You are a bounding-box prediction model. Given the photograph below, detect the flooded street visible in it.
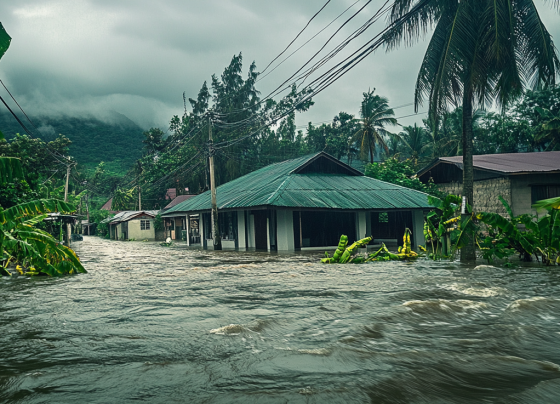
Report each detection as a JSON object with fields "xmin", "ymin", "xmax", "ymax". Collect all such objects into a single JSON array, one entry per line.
[{"xmin": 2, "ymin": 237, "xmax": 560, "ymax": 403}]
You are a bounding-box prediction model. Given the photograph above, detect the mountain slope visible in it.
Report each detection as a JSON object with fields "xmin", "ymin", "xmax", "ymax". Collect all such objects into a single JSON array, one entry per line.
[{"xmin": 0, "ymin": 110, "xmax": 146, "ymax": 173}]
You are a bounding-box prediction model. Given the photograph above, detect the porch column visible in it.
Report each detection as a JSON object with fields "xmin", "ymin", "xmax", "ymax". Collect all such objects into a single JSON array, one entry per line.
[
  {"xmin": 237, "ymin": 210, "xmax": 246, "ymax": 250},
  {"xmin": 247, "ymin": 214, "xmax": 255, "ymax": 248},
  {"xmin": 412, "ymin": 210, "xmax": 425, "ymax": 249},
  {"xmin": 185, "ymin": 215, "xmax": 190, "ymax": 246},
  {"xmin": 200, "ymin": 214, "xmax": 205, "ymax": 249},
  {"xmin": 357, "ymin": 211, "xmax": 367, "ymax": 240},
  {"xmin": 276, "ymin": 209, "xmax": 294, "ymax": 251}
]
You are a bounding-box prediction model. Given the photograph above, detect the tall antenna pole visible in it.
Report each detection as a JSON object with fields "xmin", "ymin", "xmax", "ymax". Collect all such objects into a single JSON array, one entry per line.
[{"xmin": 208, "ymin": 115, "xmax": 222, "ymax": 250}]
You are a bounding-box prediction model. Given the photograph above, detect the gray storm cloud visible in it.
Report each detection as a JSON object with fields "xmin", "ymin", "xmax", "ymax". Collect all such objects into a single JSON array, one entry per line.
[{"xmin": 0, "ymin": 0, "xmax": 558, "ymax": 130}]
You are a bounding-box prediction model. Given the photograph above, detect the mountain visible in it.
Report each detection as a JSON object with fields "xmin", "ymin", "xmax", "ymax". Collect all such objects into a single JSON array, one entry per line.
[{"xmin": 0, "ymin": 110, "xmax": 146, "ymax": 173}]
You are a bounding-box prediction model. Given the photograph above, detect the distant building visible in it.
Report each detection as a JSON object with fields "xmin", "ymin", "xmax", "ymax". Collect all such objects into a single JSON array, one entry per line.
[
  {"xmin": 163, "ymin": 152, "xmax": 431, "ymax": 251},
  {"xmin": 418, "ymin": 151, "xmax": 560, "ymax": 216},
  {"xmin": 100, "ymin": 198, "xmax": 118, "ymax": 214},
  {"xmin": 101, "ymin": 210, "xmax": 159, "ymax": 241}
]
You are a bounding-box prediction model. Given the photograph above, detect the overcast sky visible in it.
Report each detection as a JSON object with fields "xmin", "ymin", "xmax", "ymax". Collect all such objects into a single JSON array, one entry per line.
[{"xmin": 0, "ymin": 0, "xmax": 559, "ymax": 131}]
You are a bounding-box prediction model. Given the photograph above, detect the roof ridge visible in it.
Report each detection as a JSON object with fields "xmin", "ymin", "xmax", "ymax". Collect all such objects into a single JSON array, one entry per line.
[{"xmin": 265, "ymin": 175, "xmax": 293, "ymax": 205}]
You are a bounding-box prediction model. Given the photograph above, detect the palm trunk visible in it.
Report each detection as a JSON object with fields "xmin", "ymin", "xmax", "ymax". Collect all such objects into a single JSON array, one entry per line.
[{"xmin": 461, "ymin": 85, "xmax": 476, "ymax": 262}]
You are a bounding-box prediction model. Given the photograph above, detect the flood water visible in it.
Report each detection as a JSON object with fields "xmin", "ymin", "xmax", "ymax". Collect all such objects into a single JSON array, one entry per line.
[{"xmin": 2, "ymin": 237, "xmax": 560, "ymax": 403}]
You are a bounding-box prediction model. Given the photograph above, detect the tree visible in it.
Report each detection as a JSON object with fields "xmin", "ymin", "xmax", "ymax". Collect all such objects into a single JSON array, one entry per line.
[
  {"xmin": 365, "ymin": 157, "xmax": 443, "ymax": 198},
  {"xmin": 385, "ymin": 0, "xmax": 560, "ymax": 261},
  {"xmin": 351, "ymin": 89, "xmax": 398, "ymax": 163},
  {"xmin": 399, "ymin": 123, "xmax": 427, "ymax": 164},
  {"xmin": 535, "ymin": 107, "xmax": 560, "ymax": 150}
]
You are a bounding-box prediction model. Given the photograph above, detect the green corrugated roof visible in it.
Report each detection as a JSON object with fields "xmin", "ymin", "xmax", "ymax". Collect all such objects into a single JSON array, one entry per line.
[{"xmin": 163, "ymin": 152, "xmax": 431, "ymax": 215}]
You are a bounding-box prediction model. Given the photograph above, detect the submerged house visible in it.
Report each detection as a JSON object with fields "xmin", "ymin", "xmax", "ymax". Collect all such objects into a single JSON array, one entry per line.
[
  {"xmin": 418, "ymin": 151, "xmax": 560, "ymax": 216},
  {"xmin": 163, "ymin": 152, "xmax": 431, "ymax": 251},
  {"xmin": 102, "ymin": 210, "xmax": 159, "ymax": 241},
  {"xmin": 162, "ymin": 194, "xmax": 196, "ymax": 241}
]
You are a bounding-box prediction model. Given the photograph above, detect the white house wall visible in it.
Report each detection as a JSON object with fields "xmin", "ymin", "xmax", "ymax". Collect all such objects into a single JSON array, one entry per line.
[
  {"xmin": 357, "ymin": 211, "xmax": 367, "ymax": 240},
  {"xmin": 276, "ymin": 209, "xmax": 294, "ymax": 251},
  {"xmin": 237, "ymin": 211, "xmax": 246, "ymax": 249},
  {"xmin": 127, "ymin": 219, "xmax": 156, "ymax": 241},
  {"xmin": 412, "ymin": 210, "xmax": 425, "ymax": 249}
]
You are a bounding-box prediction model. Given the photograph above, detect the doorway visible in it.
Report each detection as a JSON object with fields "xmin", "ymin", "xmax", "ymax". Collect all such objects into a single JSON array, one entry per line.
[{"xmin": 253, "ymin": 211, "xmax": 268, "ymax": 250}]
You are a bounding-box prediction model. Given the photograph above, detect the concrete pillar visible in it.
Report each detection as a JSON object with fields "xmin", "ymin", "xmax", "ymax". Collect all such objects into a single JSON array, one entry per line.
[
  {"xmin": 185, "ymin": 215, "xmax": 190, "ymax": 246},
  {"xmin": 266, "ymin": 218, "xmax": 271, "ymax": 251},
  {"xmin": 412, "ymin": 210, "xmax": 425, "ymax": 249},
  {"xmin": 248, "ymin": 214, "xmax": 255, "ymax": 249},
  {"xmin": 237, "ymin": 210, "xmax": 246, "ymax": 250},
  {"xmin": 366, "ymin": 212, "xmax": 372, "ymax": 237},
  {"xmin": 357, "ymin": 211, "xmax": 367, "ymax": 240},
  {"xmin": 276, "ymin": 209, "xmax": 294, "ymax": 251},
  {"xmin": 200, "ymin": 214, "xmax": 205, "ymax": 249}
]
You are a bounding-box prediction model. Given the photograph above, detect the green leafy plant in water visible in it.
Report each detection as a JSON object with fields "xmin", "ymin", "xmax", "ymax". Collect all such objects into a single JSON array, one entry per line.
[
  {"xmin": 424, "ymin": 194, "xmax": 463, "ymax": 259},
  {"xmin": 321, "ymin": 230, "xmax": 422, "ymax": 264},
  {"xmin": 0, "ymin": 193, "xmax": 87, "ymax": 276},
  {"xmin": 477, "ymin": 196, "xmax": 560, "ymax": 265}
]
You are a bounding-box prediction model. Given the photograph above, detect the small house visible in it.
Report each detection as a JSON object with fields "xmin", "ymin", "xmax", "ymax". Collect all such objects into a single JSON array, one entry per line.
[
  {"xmin": 162, "ymin": 194, "xmax": 196, "ymax": 241},
  {"xmin": 418, "ymin": 151, "xmax": 560, "ymax": 216},
  {"xmin": 162, "ymin": 152, "xmax": 432, "ymax": 251},
  {"xmin": 103, "ymin": 210, "xmax": 159, "ymax": 241}
]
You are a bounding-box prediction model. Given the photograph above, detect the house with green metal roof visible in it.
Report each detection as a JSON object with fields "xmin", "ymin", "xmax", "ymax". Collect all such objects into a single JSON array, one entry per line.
[{"xmin": 163, "ymin": 152, "xmax": 431, "ymax": 251}]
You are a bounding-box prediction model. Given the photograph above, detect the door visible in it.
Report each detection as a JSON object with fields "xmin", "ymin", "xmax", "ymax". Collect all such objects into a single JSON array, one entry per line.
[{"xmin": 253, "ymin": 211, "xmax": 268, "ymax": 250}]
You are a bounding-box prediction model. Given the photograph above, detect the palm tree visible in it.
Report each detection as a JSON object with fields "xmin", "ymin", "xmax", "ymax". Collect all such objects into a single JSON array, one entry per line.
[
  {"xmin": 351, "ymin": 89, "xmax": 398, "ymax": 163},
  {"xmin": 400, "ymin": 124, "xmax": 427, "ymax": 164},
  {"xmin": 385, "ymin": 0, "xmax": 560, "ymax": 261},
  {"xmin": 535, "ymin": 107, "xmax": 560, "ymax": 150}
]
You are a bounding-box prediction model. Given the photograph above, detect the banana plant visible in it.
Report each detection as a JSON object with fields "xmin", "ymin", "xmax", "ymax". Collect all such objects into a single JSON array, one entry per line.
[
  {"xmin": 1, "ymin": 199, "xmax": 87, "ymax": 276},
  {"xmin": 425, "ymin": 194, "xmax": 462, "ymax": 259},
  {"xmin": 477, "ymin": 196, "xmax": 560, "ymax": 265},
  {"xmin": 1, "ymin": 157, "xmax": 87, "ymax": 276},
  {"xmin": 477, "ymin": 196, "xmax": 536, "ymax": 261}
]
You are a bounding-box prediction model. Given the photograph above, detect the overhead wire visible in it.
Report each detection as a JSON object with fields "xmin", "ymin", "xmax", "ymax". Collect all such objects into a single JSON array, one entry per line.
[
  {"xmin": 259, "ymin": 0, "xmax": 332, "ymax": 75},
  {"xmin": 0, "ymin": 80, "xmax": 71, "ymax": 166}
]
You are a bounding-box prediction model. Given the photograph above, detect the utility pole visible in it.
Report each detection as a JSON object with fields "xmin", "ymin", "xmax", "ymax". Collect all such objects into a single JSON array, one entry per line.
[
  {"xmin": 208, "ymin": 116, "xmax": 222, "ymax": 250},
  {"xmin": 86, "ymin": 190, "xmax": 90, "ymax": 236},
  {"xmin": 138, "ymin": 161, "xmax": 142, "ymax": 211},
  {"xmin": 64, "ymin": 161, "xmax": 72, "ymax": 246}
]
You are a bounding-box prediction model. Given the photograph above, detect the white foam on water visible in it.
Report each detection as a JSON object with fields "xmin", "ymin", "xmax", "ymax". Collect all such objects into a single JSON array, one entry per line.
[
  {"xmin": 440, "ymin": 283, "xmax": 507, "ymax": 297},
  {"xmin": 209, "ymin": 324, "xmax": 246, "ymax": 335},
  {"xmin": 507, "ymin": 297, "xmax": 558, "ymax": 311},
  {"xmin": 403, "ymin": 299, "xmax": 488, "ymax": 314}
]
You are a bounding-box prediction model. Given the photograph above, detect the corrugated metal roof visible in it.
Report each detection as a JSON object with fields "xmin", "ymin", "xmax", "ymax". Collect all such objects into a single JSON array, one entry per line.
[
  {"xmin": 164, "ymin": 152, "xmax": 431, "ymax": 215},
  {"xmin": 438, "ymin": 151, "xmax": 560, "ymax": 174},
  {"xmin": 105, "ymin": 210, "xmax": 159, "ymax": 224},
  {"xmin": 164, "ymin": 194, "xmax": 196, "ymax": 210}
]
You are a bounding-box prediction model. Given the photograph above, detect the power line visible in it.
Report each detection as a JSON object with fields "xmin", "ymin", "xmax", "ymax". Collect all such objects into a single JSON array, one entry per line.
[{"xmin": 260, "ymin": 0, "xmax": 332, "ymax": 75}]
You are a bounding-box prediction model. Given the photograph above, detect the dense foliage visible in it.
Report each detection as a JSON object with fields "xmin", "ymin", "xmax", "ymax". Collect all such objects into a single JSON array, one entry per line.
[
  {"xmin": 0, "ymin": 157, "xmax": 86, "ymax": 277},
  {"xmin": 365, "ymin": 158, "xmax": 443, "ymax": 197}
]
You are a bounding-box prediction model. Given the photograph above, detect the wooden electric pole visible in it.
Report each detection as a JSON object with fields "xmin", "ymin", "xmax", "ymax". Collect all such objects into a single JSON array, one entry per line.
[
  {"xmin": 208, "ymin": 116, "xmax": 222, "ymax": 250},
  {"xmin": 86, "ymin": 191, "xmax": 90, "ymax": 236},
  {"xmin": 138, "ymin": 161, "xmax": 142, "ymax": 211},
  {"xmin": 64, "ymin": 162, "xmax": 72, "ymax": 246}
]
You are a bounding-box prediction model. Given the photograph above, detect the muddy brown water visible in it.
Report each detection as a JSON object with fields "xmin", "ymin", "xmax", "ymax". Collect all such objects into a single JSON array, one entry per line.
[{"xmin": 2, "ymin": 237, "xmax": 560, "ymax": 403}]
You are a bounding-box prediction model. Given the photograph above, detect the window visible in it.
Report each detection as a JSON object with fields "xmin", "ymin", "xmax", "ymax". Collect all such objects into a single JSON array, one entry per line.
[
  {"xmin": 531, "ymin": 185, "xmax": 560, "ymax": 204},
  {"xmin": 140, "ymin": 220, "xmax": 151, "ymax": 230},
  {"xmin": 218, "ymin": 212, "xmax": 237, "ymax": 240}
]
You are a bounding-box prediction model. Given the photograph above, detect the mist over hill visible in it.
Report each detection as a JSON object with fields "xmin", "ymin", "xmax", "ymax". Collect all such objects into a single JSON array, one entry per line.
[{"xmin": 0, "ymin": 110, "xmax": 147, "ymax": 173}]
